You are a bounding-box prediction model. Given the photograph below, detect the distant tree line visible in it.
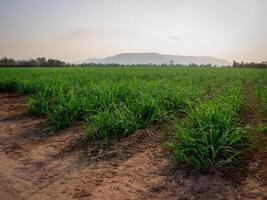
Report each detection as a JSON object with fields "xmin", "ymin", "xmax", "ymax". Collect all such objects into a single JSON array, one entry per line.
[
  {"xmin": 233, "ymin": 60, "xmax": 267, "ymax": 69},
  {"xmin": 0, "ymin": 57, "xmax": 67, "ymax": 67},
  {"xmin": 4, "ymin": 56, "xmax": 266, "ymax": 68}
]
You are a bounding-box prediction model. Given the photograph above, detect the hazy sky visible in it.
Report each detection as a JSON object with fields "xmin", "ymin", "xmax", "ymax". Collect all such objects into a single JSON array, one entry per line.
[{"xmin": 0, "ymin": 0, "xmax": 266, "ymax": 62}]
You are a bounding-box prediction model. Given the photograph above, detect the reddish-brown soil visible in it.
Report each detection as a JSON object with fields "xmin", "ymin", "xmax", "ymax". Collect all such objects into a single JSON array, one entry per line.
[
  {"xmin": 0, "ymin": 92, "xmax": 266, "ymax": 200},
  {"xmin": 241, "ymin": 82, "xmax": 267, "ymax": 187}
]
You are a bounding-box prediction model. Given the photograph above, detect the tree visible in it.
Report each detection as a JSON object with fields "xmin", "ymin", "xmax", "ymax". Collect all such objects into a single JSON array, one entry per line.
[{"xmin": 0, "ymin": 57, "xmax": 16, "ymax": 66}]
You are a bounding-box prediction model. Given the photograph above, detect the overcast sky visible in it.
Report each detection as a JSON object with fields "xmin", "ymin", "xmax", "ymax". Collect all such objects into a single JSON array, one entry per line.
[{"xmin": 0, "ymin": 0, "xmax": 266, "ymax": 62}]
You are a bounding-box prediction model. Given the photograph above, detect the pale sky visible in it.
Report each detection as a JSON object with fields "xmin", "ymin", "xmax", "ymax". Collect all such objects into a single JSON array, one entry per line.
[{"xmin": 0, "ymin": 0, "xmax": 266, "ymax": 62}]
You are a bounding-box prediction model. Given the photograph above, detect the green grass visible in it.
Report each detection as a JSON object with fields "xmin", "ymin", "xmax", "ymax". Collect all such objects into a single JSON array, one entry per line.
[
  {"xmin": 254, "ymin": 72, "xmax": 267, "ymax": 132},
  {"xmin": 0, "ymin": 66, "xmax": 266, "ymax": 171},
  {"xmin": 0, "ymin": 67, "xmax": 209, "ymax": 136},
  {"xmin": 255, "ymin": 80, "xmax": 267, "ymax": 112},
  {"xmin": 170, "ymin": 83, "xmax": 248, "ymax": 171}
]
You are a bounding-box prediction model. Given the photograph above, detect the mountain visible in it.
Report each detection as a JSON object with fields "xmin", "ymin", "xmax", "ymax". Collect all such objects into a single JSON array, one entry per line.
[{"xmin": 83, "ymin": 52, "xmax": 230, "ymax": 66}]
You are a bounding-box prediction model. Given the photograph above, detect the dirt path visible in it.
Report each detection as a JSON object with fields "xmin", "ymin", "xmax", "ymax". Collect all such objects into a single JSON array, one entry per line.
[
  {"xmin": 0, "ymin": 92, "xmax": 266, "ymax": 200},
  {"xmin": 241, "ymin": 82, "xmax": 267, "ymax": 189}
]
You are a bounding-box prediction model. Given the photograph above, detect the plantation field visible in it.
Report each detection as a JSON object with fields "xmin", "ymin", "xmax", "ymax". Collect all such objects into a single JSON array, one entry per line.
[
  {"xmin": 0, "ymin": 67, "xmax": 267, "ymax": 167},
  {"xmin": 0, "ymin": 66, "xmax": 266, "ymax": 199}
]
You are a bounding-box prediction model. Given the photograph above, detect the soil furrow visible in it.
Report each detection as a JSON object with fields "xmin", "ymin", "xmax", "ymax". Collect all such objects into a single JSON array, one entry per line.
[{"xmin": 0, "ymin": 92, "xmax": 266, "ymax": 199}]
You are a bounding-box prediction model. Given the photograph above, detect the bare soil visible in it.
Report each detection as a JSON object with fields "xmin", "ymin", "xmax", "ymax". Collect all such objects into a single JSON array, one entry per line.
[
  {"xmin": 0, "ymin": 92, "xmax": 266, "ymax": 200},
  {"xmin": 240, "ymin": 82, "xmax": 267, "ymax": 187}
]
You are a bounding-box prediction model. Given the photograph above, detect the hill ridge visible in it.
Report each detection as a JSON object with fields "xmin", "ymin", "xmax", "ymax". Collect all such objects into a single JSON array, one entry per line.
[{"xmin": 83, "ymin": 52, "xmax": 230, "ymax": 66}]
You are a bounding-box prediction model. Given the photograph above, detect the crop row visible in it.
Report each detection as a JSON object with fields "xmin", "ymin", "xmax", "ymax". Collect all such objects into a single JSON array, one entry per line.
[
  {"xmin": 1, "ymin": 67, "xmax": 266, "ymax": 171},
  {"xmin": 170, "ymin": 82, "xmax": 247, "ymax": 171},
  {"xmin": 0, "ymin": 67, "xmax": 233, "ymax": 139}
]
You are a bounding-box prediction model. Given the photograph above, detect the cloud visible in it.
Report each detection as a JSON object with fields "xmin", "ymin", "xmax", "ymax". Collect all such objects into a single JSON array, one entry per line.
[
  {"xmin": 168, "ymin": 36, "xmax": 181, "ymax": 40},
  {"xmin": 57, "ymin": 28, "xmax": 92, "ymax": 40},
  {"xmin": 56, "ymin": 27, "xmax": 136, "ymax": 41}
]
